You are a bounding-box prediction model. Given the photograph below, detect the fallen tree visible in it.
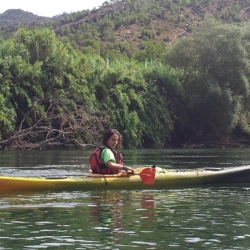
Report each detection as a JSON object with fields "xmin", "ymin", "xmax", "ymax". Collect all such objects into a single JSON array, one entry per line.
[{"xmin": 0, "ymin": 99, "xmax": 108, "ymax": 150}]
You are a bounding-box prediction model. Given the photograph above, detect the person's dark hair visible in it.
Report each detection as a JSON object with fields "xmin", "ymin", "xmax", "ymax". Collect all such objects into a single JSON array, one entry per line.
[{"xmin": 102, "ymin": 129, "xmax": 122, "ymax": 148}]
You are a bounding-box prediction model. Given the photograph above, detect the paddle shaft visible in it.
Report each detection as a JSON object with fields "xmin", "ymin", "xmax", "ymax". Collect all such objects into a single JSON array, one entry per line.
[{"xmin": 88, "ymin": 166, "xmax": 156, "ymax": 185}]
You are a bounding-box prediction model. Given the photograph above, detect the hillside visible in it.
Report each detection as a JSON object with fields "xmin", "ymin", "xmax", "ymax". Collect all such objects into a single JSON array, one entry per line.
[
  {"xmin": 56, "ymin": 0, "xmax": 250, "ymax": 44},
  {"xmin": 0, "ymin": 9, "xmax": 51, "ymax": 26},
  {"xmin": 1, "ymin": 0, "xmax": 250, "ymax": 56}
]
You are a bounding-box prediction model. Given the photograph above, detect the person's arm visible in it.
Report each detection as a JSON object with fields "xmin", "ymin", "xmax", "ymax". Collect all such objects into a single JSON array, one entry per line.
[
  {"xmin": 102, "ymin": 148, "xmax": 133, "ymax": 172},
  {"xmin": 106, "ymin": 161, "xmax": 133, "ymax": 172}
]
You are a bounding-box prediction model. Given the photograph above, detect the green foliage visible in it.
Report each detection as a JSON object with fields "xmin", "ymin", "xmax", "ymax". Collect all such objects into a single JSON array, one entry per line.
[
  {"xmin": 0, "ymin": 28, "xmax": 96, "ymax": 137},
  {"xmin": 93, "ymin": 59, "xmax": 147, "ymax": 147},
  {"xmin": 89, "ymin": 58, "xmax": 182, "ymax": 147},
  {"xmin": 164, "ymin": 18, "xmax": 250, "ymax": 142},
  {"xmin": 3, "ymin": 9, "xmax": 250, "ymax": 147},
  {"xmin": 141, "ymin": 61, "xmax": 184, "ymax": 147},
  {"xmin": 133, "ymin": 40, "xmax": 166, "ymax": 62},
  {"xmin": 77, "ymin": 55, "xmax": 181, "ymax": 148},
  {"xmin": 0, "ymin": 88, "xmax": 16, "ymax": 139},
  {"xmin": 185, "ymin": 83, "xmax": 242, "ymax": 140}
]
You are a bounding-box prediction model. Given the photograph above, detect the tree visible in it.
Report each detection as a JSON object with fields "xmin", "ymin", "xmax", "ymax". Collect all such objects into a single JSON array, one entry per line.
[
  {"xmin": 133, "ymin": 40, "xmax": 166, "ymax": 62},
  {"xmin": 0, "ymin": 28, "xmax": 108, "ymax": 149},
  {"xmin": 164, "ymin": 18, "xmax": 250, "ymax": 141}
]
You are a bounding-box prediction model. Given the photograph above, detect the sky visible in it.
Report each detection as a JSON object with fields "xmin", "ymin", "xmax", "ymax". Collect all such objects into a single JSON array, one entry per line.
[{"xmin": 0, "ymin": 0, "xmax": 107, "ymax": 17}]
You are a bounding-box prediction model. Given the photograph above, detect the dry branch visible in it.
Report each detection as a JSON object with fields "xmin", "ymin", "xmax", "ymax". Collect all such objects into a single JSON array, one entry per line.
[{"xmin": 0, "ymin": 100, "xmax": 107, "ymax": 150}]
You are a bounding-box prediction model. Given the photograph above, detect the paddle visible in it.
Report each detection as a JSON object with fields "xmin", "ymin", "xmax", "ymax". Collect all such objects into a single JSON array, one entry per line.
[
  {"xmin": 89, "ymin": 165, "xmax": 156, "ymax": 185},
  {"xmin": 136, "ymin": 165, "xmax": 156, "ymax": 185}
]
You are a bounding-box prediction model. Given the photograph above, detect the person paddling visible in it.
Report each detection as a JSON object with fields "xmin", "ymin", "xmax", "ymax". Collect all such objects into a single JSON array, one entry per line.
[{"xmin": 89, "ymin": 129, "xmax": 134, "ymax": 174}]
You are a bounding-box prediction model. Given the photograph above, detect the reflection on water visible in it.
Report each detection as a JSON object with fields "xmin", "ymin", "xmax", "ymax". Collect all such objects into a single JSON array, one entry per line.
[
  {"xmin": 0, "ymin": 188, "xmax": 250, "ymax": 249},
  {"xmin": 1, "ymin": 148, "xmax": 250, "ymax": 173},
  {"xmin": 1, "ymin": 148, "xmax": 250, "ymax": 249}
]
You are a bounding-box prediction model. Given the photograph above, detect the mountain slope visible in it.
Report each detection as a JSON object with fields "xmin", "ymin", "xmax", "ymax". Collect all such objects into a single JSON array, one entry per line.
[
  {"xmin": 1, "ymin": 0, "xmax": 250, "ymax": 54},
  {"xmin": 0, "ymin": 9, "xmax": 51, "ymax": 26}
]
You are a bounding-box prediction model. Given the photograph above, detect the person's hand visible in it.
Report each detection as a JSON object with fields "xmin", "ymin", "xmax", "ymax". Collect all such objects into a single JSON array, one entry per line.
[{"xmin": 124, "ymin": 166, "xmax": 134, "ymax": 174}]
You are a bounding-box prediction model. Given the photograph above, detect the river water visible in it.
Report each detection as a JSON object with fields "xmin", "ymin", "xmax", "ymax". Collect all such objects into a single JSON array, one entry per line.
[{"xmin": 0, "ymin": 148, "xmax": 250, "ymax": 249}]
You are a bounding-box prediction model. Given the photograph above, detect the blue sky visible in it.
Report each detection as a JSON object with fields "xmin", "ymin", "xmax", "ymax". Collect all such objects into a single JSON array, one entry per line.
[{"xmin": 0, "ymin": 0, "xmax": 107, "ymax": 17}]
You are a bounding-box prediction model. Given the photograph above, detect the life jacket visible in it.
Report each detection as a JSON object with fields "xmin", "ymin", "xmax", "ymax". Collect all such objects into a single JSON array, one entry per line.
[{"xmin": 89, "ymin": 146, "xmax": 124, "ymax": 174}]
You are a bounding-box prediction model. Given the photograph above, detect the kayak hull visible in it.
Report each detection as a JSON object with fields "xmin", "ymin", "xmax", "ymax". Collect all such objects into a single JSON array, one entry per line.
[{"xmin": 1, "ymin": 166, "xmax": 250, "ymax": 193}]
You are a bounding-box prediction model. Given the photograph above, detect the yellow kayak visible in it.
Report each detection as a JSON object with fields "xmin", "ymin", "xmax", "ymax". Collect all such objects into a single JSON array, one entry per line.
[{"xmin": 0, "ymin": 166, "xmax": 250, "ymax": 193}]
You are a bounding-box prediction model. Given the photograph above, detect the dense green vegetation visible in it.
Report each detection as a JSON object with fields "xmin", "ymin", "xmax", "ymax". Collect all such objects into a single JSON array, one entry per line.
[
  {"xmin": 0, "ymin": 27, "xmax": 182, "ymax": 149},
  {"xmin": 2, "ymin": 17, "xmax": 250, "ymax": 149},
  {"xmin": 1, "ymin": 0, "xmax": 250, "ymax": 149},
  {"xmin": 165, "ymin": 17, "xmax": 250, "ymax": 144}
]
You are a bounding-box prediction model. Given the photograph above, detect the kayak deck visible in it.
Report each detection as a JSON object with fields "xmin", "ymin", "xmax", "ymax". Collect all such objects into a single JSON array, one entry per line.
[
  {"xmin": 1, "ymin": 166, "xmax": 250, "ymax": 193},
  {"xmin": 154, "ymin": 165, "xmax": 250, "ymax": 187},
  {"xmin": 0, "ymin": 168, "xmax": 147, "ymax": 192}
]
